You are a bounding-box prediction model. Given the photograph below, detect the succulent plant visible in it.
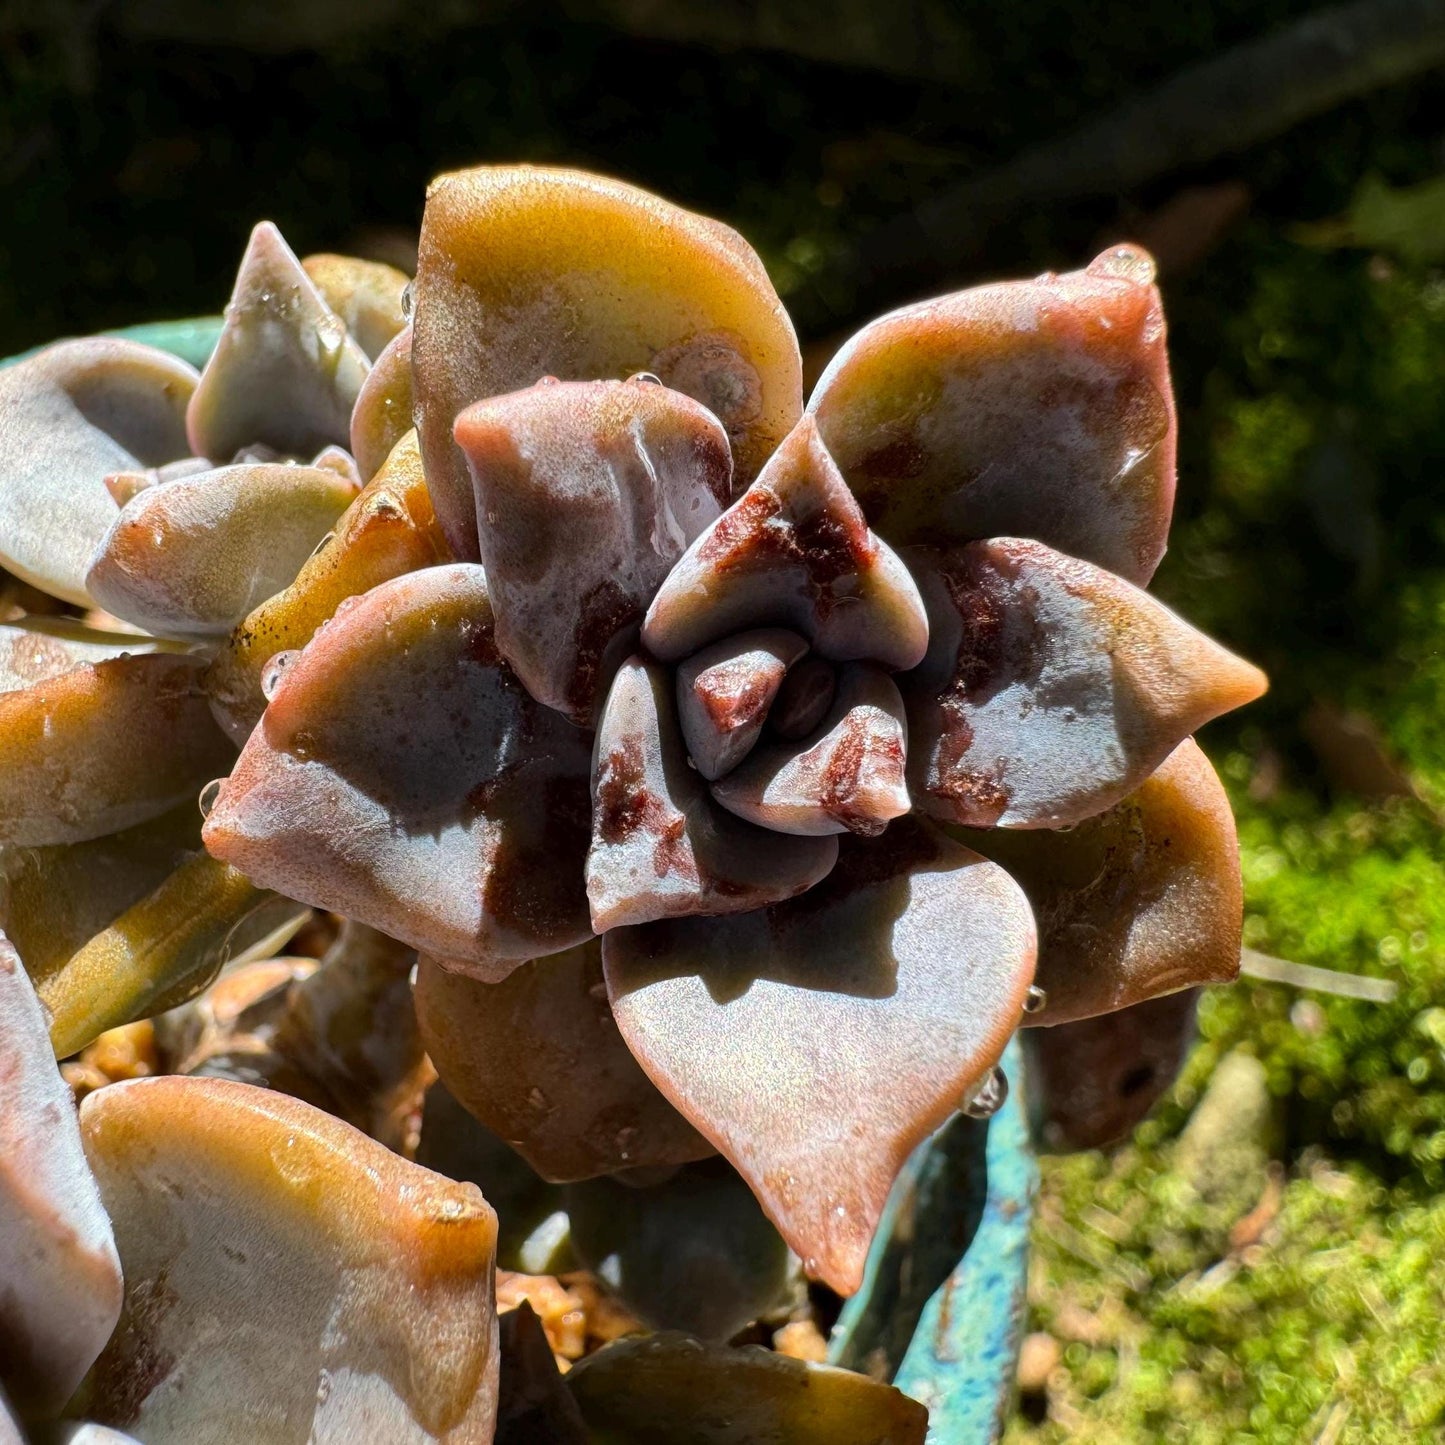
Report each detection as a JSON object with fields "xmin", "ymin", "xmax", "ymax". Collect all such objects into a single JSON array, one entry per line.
[{"xmin": 0, "ymin": 164, "xmax": 1264, "ymax": 1440}]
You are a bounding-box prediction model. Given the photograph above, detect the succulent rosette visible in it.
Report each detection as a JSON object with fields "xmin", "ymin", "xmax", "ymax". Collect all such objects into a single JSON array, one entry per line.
[{"xmin": 0, "ymin": 163, "xmax": 1264, "ymax": 1439}]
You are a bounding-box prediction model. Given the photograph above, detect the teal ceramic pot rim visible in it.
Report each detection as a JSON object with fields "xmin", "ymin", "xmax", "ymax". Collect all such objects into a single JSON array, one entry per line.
[
  {"xmin": 3, "ymin": 318, "xmax": 1034, "ymax": 1443},
  {"xmin": 1, "ymin": 317, "xmax": 224, "ymax": 372}
]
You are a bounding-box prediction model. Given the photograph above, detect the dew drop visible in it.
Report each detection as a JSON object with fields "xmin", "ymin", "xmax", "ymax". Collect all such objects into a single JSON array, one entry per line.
[
  {"xmin": 400, "ymin": 280, "xmax": 415, "ymax": 320},
  {"xmin": 315, "ymin": 314, "xmax": 346, "ymax": 356},
  {"xmin": 1023, "ymin": 984, "xmax": 1048, "ymax": 1014},
  {"xmin": 260, "ymin": 650, "xmax": 300, "ymax": 701},
  {"xmin": 197, "ymin": 778, "xmax": 224, "ymax": 819},
  {"xmin": 1089, "ymin": 243, "xmax": 1157, "ymax": 285},
  {"xmin": 628, "ymin": 371, "xmax": 663, "ymax": 386},
  {"xmin": 535, "ymin": 374, "xmax": 560, "ymax": 387},
  {"xmin": 963, "ymin": 1066, "xmax": 1009, "ymax": 1119}
]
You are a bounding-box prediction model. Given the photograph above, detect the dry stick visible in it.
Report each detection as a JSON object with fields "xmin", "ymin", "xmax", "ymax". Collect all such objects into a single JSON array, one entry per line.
[
  {"xmin": 1239, "ymin": 948, "xmax": 1399, "ymax": 1003},
  {"xmin": 840, "ymin": 0, "xmax": 1445, "ymax": 312}
]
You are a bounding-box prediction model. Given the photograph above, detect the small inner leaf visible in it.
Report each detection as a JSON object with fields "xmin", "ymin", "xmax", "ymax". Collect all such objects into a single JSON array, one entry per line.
[
  {"xmin": 643, "ymin": 415, "xmax": 928, "ymax": 670},
  {"xmin": 587, "ymin": 655, "xmax": 839, "ymax": 931},
  {"xmin": 711, "ymin": 662, "xmax": 909, "ymax": 836}
]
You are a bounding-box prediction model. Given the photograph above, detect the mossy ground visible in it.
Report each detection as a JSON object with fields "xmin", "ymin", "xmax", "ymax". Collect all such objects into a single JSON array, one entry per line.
[{"xmin": 4, "ymin": 10, "xmax": 1445, "ymax": 1439}]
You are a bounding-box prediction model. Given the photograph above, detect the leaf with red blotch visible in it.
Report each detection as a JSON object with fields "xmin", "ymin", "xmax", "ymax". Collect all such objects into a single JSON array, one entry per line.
[
  {"xmin": 412, "ymin": 165, "xmax": 803, "ymax": 558},
  {"xmin": 643, "ymin": 416, "xmax": 927, "ymax": 671},
  {"xmin": 904, "ymin": 539, "xmax": 1266, "ymax": 829},
  {"xmin": 454, "ymin": 378, "xmax": 733, "ymax": 725},
  {"xmin": 602, "ymin": 817, "xmax": 1036, "ymax": 1295},
  {"xmin": 711, "ymin": 663, "xmax": 909, "ymax": 837},
  {"xmin": 949, "ymin": 738, "xmax": 1242, "ymax": 1024},
  {"xmin": 415, "ymin": 941, "xmax": 714, "ymax": 1183},
  {"xmin": 810, "ymin": 246, "xmax": 1176, "ymax": 585},
  {"xmin": 586, "ymin": 656, "xmax": 838, "ymax": 932},
  {"xmin": 203, "ymin": 564, "xmax": 593, "ymax": 975}
]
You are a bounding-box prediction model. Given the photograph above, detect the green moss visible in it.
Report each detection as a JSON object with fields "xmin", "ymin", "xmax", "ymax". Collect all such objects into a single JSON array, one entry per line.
[{"xmin": 1010, "ymin": 219, "xmax": 1445, "ymax": 1440}]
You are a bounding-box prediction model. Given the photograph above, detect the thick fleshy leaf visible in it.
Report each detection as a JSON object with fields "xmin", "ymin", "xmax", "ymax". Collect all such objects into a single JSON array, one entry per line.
[
  {"xmin": 905, "ymin": 538, "xmax": 1267, "ymax": 829},
  {"xmin": 642, "ymin": 416, "xmax": 927, "ymax": 670},
  {"xmin": 454, "ymin": 378, "xmax": 732, "ymax": 723},
  {"xmin": 415, "ymin": 1082, "xmax": 566, "ymax": 1271},
  {"xmin": 0, "ymin": 934, "xmax": 122, "ymax": 1419},
  {"xmin": 1026, "ymin": 988, "xmax": 1200, "ymax": 1150},
  {"xmin": 413, "ymin": 164, "xmax": 803, "ymax": 556},
  {"xmin": 0, "ymin": 653, "xmax": 235, "ymax": 846},
  {"xmin": 417, "ymin": 942, "xmax": 711, "ymax": 1182},
  {"xmin": 495, "ymin": 1304, "xmax": 588, "ymax": 1445},
  {"xmin": 566, "ymin": 1334, "xmax": 928, "ymax": 1444},
  {"xmin": 0, "ymin": 617, "xmax": 175, "ymax": 694},
  {"xmin": 602, "ymin": 818, "xmax": 1036, "ymax": 1294},
  {"xmin": 79, "ymin": 1077, "xmax": 499, "ymax": 1443},
  {"xmin": 587, "ymin": 656, "xmax": 838, "ymax": 931},
  {"xmin": 0, "ymin": 339, "xmax": 196, "ymax": 604},
  {"xmin": 349, "ymin": 322, "xmax": 413, "ymax": 482},
  {"xmin": 41, "ymin": 852, "xmax": 306, "ymax": 1058},
  {"xmin": 711, "ymin": 663, "xmax": 908, "ymax": 836},
  {"xmin": 676, "ymin": 628, "xmax": 807, "ymax": 780},
  {"xmin": 0, "ymin": 801, "xmax": 200, "ymax": 985},
  {"xmin": 564, "ymin": 1158, "xmax": 793, "ymax": 1340},
  {"xmin": 205, "ymin": 429, "xmax": 449, "ymax": 744},
  {"xmin": 949, "ymin": 738, "xmax": 1242, "ymax": 1024},
  {"xmin": 87, "ymin": 463, "xmax": 359, "ymax": 638},
  {"xmin": 301, "ymin": 252, "xmax": 410, "ymax": 360},
  {"xmin": 204, "ymin": 564, "xmax": 593, "ymax": 971},
  {"xmin": 186, "ymin": 222, "xmax": 371, "ymax": 461},
  {"xmin": 809, "ymin": 246, "xmax": 1176, "ymax": 583}
]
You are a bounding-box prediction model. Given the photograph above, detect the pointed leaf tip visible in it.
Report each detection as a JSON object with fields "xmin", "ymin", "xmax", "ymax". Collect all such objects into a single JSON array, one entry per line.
[
  {"xmin": 187, "ymin": 221, "xmax": 370, "ymax": 461},
  {"xmin": 906, "ymin": 538, "xmax": 1266, "ymax": 829},
  {"xmin": 603, "ymin": 817, "xmax": 1036, "ymax": 1295},
  {"xmin": 643, "ymin": 415, "xmax": 928, "ymax": 670},
  {"xmin": 810, "ymin": 247, "xmax": 1176, "ymax": 582}
]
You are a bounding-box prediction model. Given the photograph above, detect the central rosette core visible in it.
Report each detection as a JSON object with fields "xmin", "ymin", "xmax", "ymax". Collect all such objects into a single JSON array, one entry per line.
[{"xmin": 674, "ymin": 629, "xmax": 907, "ymax": 836}]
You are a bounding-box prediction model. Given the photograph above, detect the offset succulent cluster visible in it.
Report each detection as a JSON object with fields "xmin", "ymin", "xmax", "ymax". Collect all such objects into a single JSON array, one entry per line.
[{"xmin": 0, "ymin": 165, "xmax": 1264, "ymax": 1441}]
